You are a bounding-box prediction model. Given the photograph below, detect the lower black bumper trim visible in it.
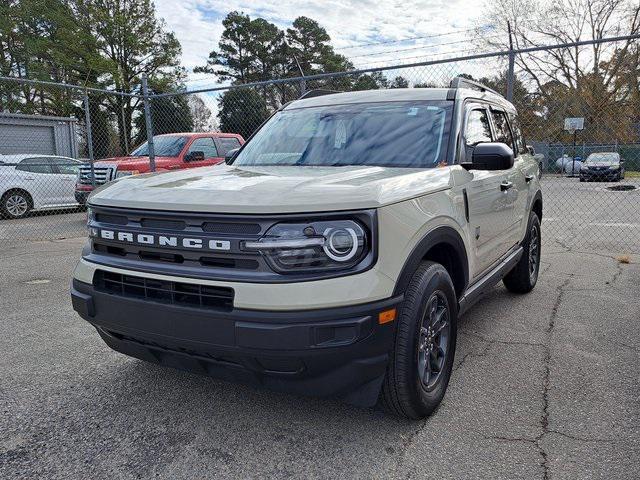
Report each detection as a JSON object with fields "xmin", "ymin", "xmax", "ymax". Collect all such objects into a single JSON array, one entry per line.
[{"xmin": 71, "ymin": 279, "xmax": 402, "ymax": 406}]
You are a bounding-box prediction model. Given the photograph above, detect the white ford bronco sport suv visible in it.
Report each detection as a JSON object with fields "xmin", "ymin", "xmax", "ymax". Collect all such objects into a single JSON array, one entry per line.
[{"xmin": 71, "ymin": 78, "xmax": 542, "ymax": 419}]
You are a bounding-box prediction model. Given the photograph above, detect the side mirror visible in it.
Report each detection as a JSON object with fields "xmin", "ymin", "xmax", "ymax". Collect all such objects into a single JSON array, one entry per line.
[
  {"xmin": 225, "ymin": 148, "xmax": 240, "ymax": 164},
  {"xmin": 467, "ymin": 142, "xmax": 514, "ymax": 171},
  {"xmin": 185, "ymin": 151, "xmax": 205, "ymax": 162}
]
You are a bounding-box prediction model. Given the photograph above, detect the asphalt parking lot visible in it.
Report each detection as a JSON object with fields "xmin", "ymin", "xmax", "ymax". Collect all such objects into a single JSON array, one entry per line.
[{"xmin": 1, "ymin": 176, "xmax": 639, "ymax": 479}]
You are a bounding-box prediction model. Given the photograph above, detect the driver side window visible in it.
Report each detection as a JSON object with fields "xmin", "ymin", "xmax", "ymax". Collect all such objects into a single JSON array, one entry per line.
[{"xmin": 464, "ymin": 108, "xmax": 492, "ymax": 162}]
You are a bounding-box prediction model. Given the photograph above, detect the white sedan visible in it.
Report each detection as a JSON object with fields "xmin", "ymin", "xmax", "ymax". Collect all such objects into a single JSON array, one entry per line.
[{"xmin": 0, "ymin": 154, "xmax": 83, "ymax": 219}]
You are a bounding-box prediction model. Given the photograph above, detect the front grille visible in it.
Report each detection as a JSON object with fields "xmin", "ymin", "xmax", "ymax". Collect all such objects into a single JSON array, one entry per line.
[
  {"xmin": 141, "ymin": 218, "xmax": 187, "ymax": 230},
  {"xmin": 94, "ymin": 270, "xmax": 234, "ymax": 311},
  {"xmin": 78, "ymin": 164, "xmax": 116, "ymax": 185},
  {"xmin": 86, "ymin": 205, "xmax": 377, "ymax": 283},
  {"xmin": 95, "ymin": 213, "xmax": 128, "ymax": 225},
  {"xmin": 203, "ymin": 222, "xmax": 262, "ymax": 235}
]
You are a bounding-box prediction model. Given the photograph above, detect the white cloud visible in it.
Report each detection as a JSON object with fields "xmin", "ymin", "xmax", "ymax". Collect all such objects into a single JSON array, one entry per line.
[{"xmin": 154, "ymin": 0, "xmax": 489, "ymax": 82}]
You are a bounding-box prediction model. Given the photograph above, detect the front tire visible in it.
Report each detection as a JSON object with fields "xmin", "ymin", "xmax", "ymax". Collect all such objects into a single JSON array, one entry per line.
[
  {"xmin": 381, "ymin": 261, "xmax": 458, "ymax": 419},
  {"xmin": 1, "ymin": 190, "xmax": 32, "ymax": 219},
  {"xmin": 503, "ymin": 211, "xmax": 541, "ymax": 293}
]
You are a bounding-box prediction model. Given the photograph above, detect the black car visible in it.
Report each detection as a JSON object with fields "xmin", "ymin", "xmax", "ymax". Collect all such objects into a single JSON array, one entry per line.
[{"xmin": 580, "ymin": 152, "xmax": 625, "ymax": 182}]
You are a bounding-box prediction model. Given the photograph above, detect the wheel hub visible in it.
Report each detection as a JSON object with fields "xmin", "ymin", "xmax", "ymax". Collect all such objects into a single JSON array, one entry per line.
[
  {"xmin": 6, "ymin": 195, "xmax": 28, "ymax": 217},
  {"xmin": 417, "ymin": 291, "xmax": 450, "ymax": 390},
  {"xmin": 529, "ymin": 224, "xmax": 539, "ymax": 282}
]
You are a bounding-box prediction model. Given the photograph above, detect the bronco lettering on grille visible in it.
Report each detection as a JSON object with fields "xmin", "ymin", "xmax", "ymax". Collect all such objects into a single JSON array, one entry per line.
[{"xmin": 96, "ymin": 229, "xmax": 231, "ymax": 251}]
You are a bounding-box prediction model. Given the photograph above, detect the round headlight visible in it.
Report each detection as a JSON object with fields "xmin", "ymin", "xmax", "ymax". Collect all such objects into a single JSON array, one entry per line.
[
  {"xmin": 323, "ymin": 227, "xmax": 358, "ymax": 262},
  {"xmin": 243, "ymin": 219, "xmax": 369, "ymax": 273}
]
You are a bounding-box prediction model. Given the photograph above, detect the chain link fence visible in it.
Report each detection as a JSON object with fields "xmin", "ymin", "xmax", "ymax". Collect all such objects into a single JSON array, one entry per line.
[{"xmin": 1, "ymin": 36, "xmax": 639, "ymax": 252}]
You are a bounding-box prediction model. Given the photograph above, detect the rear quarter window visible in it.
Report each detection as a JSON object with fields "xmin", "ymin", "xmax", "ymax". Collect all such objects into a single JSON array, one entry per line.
[{"xmin": 216, "ymin": 137, "xmax": 242, "ymax": 156}]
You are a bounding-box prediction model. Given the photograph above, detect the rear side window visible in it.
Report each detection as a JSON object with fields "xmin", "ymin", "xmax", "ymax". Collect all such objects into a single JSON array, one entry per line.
[
  {"xmin": 216, "ymin": 137, "xmax": 242, "ymax": 156},
  {"xmin": 508, "ymin": 113, "xmax": 528, "ymax": 155},
  {"xmin": 188, "ymin": 137, "xmax": 219, "ymax": 158},
  {"xmin": 491, "ymin": 110, "xmax": 515, "ymax": 151},
  {"xmin": 51, "ymin": 157, "xmax": 80, "ymax": 174},
  {"xmin": 16, "ymin": 158, "xmax": 55, "ymax": 174}
]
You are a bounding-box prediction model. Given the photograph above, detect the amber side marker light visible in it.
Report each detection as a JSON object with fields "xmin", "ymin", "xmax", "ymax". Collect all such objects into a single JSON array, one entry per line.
[{"xmin": 378, "ymin": 308, "xmax": 397, "ymax": 324}]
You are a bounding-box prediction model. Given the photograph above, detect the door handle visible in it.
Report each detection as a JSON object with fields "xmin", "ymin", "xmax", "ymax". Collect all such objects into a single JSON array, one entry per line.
[
  {"xmin": 525, "ymin": 174, "xmax": 534, "ymax": 183},
  {"xmin": 500, "ymin": 181, "xmax": 513, "ymax": 191}
]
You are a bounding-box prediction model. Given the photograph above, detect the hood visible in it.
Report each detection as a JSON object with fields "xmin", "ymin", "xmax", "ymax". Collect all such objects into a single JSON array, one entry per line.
[{"xmin": 88, "ymin": 164, "xmax": 454, "ymax": 214}]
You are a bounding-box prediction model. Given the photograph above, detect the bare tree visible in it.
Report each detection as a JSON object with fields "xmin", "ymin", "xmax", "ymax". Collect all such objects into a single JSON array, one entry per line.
[
  {"xmin": 477, "ymin": 0, "xmax": 640, "ymax": 142},
  {"xmin": 478, "ymin": 0, "xmax": 639, "ymax": 91},
  {"xmin": 188, "ymin": 95, "xmax": 216, "ymax": 132}
]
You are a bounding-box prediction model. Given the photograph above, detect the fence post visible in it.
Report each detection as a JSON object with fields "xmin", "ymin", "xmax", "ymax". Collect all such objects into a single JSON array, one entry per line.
[
  {"xmin": 82, "ymin": 91, "xmax": 96, "ymax": 187},
  {"xmin": 141, "ymin": 74, "xmax": 156, "ymax": 172},
  {"xmin": 506, "ymin": 22, "xmax": 515, "ymax": 102},
  {"xmin": 299, "ymin": 78, "xmax": 306, "ymax": 96}
]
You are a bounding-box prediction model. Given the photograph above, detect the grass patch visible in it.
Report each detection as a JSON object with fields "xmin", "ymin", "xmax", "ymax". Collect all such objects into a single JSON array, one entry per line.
[{"xmin": 625, "ymin": 171, "xmax": 640, "ymax": 178}]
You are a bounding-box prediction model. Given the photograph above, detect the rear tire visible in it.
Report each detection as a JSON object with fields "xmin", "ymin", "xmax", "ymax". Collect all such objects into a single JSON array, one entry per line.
[
  {"xmin": 1, "ymin": 190, "xmax": 32, "ymax": 219},
  {"xmin": 503, "ymin": 211, "xmax": 541, "ymax": 293},
  {"xmin": 381, "ymin": 261, "xmax": 458, "ymax": 419}
]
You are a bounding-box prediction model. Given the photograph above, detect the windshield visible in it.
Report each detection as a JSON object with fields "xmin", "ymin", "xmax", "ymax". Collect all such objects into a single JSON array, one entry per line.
[
  {"xmin": 585, "ymin": 153, "xmax": 619, "ymax": 165},
  {"xmin": 130, "ymin": 135, "xmax": 188, "ymax": 157},
  {"xmin": 233, "ymin": 101, "xmax": 452, "ymax": 168}
]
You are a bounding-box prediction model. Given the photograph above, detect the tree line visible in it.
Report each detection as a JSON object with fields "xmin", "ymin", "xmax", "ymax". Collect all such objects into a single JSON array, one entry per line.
[{"xmin": 197, "ymin": 13, "xmax": 417, "ymax": 139}]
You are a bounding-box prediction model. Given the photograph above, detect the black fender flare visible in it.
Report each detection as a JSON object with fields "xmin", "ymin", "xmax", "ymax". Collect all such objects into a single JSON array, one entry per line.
[{"xmin": 392, "ymin": 225, "xmax": 469, "ymax": 297}]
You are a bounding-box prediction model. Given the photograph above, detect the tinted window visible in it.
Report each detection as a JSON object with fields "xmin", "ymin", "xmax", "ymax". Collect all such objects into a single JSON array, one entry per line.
[
  {"xmin": 234, "ymin": 101, "xmax": 452, "ymax": 168},
  {"xmin": 492, "ymin": 110, "xmax": 515, "ymax": 151},
  {"xmin": 188, "ymin": 137, "xmax": 218, "ymax": 158},
  {"xmin": 465, "ymin": 109, "xmax": 492, "ymax": 146},
  {"xmin": 16, "ymin": 158, "xmax": 55, "ymax": 174},
  {"xmin": 130, "ymin": 135, "xmax": 188, "ymax": 157},
  {"xmin": 216, "ymin": 137, "xmax": 242, "ymax": 156},
  {"xmin": 51, "ymin": 157, "xmax": 81, "ymax": 174},
  {"xmin": 508, "ymin": 113, "xmax": 527, "ymax": 154}
]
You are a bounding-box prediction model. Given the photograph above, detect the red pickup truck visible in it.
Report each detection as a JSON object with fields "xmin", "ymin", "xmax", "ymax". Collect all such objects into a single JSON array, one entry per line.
[{"xmin": 75, "ymin": 132, "xmax": 244, "ymax": 204}]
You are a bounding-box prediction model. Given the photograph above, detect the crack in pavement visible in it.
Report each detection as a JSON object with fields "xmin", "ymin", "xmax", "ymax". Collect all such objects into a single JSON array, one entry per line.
[
  {"xmin": 608, "ymin": 262, "xmax": 624, "ymax": 285},
  {"xmin": 535, "ymin": 276, "xmax": 572, "ymax": 480},
  {"xmin": 393, "ymin": 420, "xmax": 429, "ymax": 479},
  {"xmin": 452, "ymin": 341, "xmax": 492, "ymax": 372},
  {"xmin": 483, "ymin": 428, "xmax": 615, "ymax": 445}
]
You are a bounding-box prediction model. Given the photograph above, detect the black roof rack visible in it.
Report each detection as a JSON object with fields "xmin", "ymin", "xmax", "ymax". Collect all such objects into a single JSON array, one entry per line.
[
  {"xmin": 449, "ymin": 77, "xmax": 502, "ymax": 97},
  {"xmin": 298, "ymin": 89, "xmax": 342, "ymax": 100}
]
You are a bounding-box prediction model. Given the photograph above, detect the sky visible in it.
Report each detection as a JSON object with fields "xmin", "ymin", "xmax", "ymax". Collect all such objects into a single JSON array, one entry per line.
[{"xmin": 153, "ymin": 0, "xmax": 492, "ymax": 89}]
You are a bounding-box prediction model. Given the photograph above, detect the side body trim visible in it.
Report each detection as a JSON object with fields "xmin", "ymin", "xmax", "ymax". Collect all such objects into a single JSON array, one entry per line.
[{"xmin": 458, "ymin": 246, "xmax": 523, "ymax": 315}]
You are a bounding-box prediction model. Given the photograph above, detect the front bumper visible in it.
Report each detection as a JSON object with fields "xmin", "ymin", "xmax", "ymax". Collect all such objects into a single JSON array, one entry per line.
[
  {"xmin": 74, "ymin": 188, "xmax": 93, "ymax": 205},
  {"xmin": 71, "ymin": 279, "xmax": 402, "ymax": 406},
  {"xmin": 580, "ymin": 170, "xmax": 620, "ymax": 181}
]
